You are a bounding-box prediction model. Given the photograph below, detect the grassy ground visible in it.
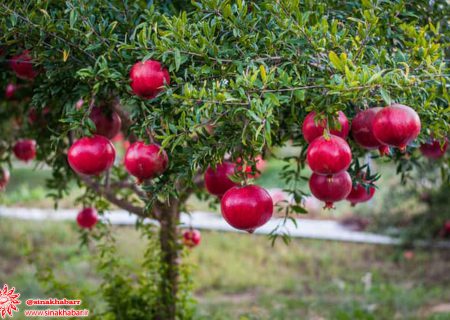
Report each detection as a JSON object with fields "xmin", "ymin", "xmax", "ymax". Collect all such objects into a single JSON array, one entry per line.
[{"xmin": 0, "ymin": 218, "xmax": 449, "ymax": 319}]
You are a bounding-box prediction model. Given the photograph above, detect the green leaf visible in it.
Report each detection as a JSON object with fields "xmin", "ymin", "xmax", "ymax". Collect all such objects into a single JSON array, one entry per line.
[{"xmin": 329, "ymin": 51, "xmax": 344, "ymax": 71}]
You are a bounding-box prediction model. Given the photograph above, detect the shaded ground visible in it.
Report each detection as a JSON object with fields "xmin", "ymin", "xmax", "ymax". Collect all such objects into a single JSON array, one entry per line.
[{"xmin": 0, "ymin": 219, "xmax": 449, "ymax": 319}]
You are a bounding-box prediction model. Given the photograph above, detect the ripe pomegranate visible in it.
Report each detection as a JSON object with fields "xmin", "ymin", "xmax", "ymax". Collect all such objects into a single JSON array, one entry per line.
[
  {"xmin": 221, "ymin": 185, "xmax": 273, "ymax": 233},
  {"xmin": 10, "ymin": 51, "xmax": 38, "ymax": 80},
  {"xmin": 124, "ymin": 142, "xmax": 168, "ymax": 182},
  {"xmin": 420, "ymin": 138, "xmax": 448, "ymax": 159},
  {"xmin": 346, "ymin": 184, "xmax": 375, "ymax": 206},
  {"xmin": 302, "ymin": 111, "xmax": 350, "ymax": 143},
  {"xmin": 13, "ymin": 139, "xmax": 36, "ymax": 162},
  {"xmin": 130, "ymin": 60, "xmax": 170, "ymax": 99},
  {"xmin": 5, "ymin": 83, "xmax": 17, "ymax": 99},
  {"xmin": 68, "ymin": 135, "xmax": 116, "ymax": 175},
  {"xmin": 306, "ymin": 135, "xmax": 352, "ymax": 176},
  {"xmin": 373, "ymin": 104, "xmax": 421, "ymax": 152},
  {"xmin": 183, "ymin": 229, "xmax": 201, "ymax": 248},
  {"xmin": 0, "ymin": 167, "xmax": 10, "ymax": 191},
  {"xmin": 309, "ymin": 171, "xmax": 352, "ymax": 209},
  {"xmin": 89, "ymin": 106, "xmax": 122, "ymax": 139},
  {"xmin": 351, "ymin": 108, "xmax": 390, "ymax": 156},
  {"xmin": 204, "ymin": 162, "xmax": 238, "ymax": 197},
  {"xmin": 76, "ymin": 208, "xmax": 99, "ymax": 229}
]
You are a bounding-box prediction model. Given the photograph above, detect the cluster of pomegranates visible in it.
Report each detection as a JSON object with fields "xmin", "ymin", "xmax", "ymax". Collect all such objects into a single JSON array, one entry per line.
[
  {"xmin": 304, "ymin": 104, "xmax": 424, "ymax": 208},
  {"xmin": 204, "ymin": 159, "xmax": 273, "ymax": 233},
  {"xmin": 3, "ymin": 53, "xmax": 449, "ymax": 238}
]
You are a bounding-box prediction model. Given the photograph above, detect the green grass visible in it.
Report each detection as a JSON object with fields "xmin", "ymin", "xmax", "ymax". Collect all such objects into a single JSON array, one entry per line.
[{"xmin": 0, "ymin": 218, "xmax": 449, "ymax": 320}]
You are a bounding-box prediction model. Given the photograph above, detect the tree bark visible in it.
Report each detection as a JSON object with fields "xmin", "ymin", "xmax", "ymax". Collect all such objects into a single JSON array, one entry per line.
[{"xmin": 157, "ymin": 200, "xmax": 180, "ymax": 320}]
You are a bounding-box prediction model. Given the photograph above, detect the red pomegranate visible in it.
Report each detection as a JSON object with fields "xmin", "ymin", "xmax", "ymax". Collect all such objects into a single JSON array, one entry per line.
[
  {"xmin": 77, "ymin": 208, "xmax": 99, "ymax": 229},
  {"xmin": 221, "ymin": 185, "xmax": 273, "ymax": 233},
  {"xmin": 27, "ymin": 107, "xmax": 50, "ymax": 125},
  {"xmin": 5, "ymin": 83, "xmax": 17, "ymax": 99},
  {"xmin": 183, "ymin": 229, "xmax": 201, "ymax": 248},
  {"xmin": 124, "ymin": 142, "xmax": 168, "ymax": 182},
  {"xmin": 68, "ymin": 135, "xmax": 116, "ymax": 175},
  {"xmin": 130, "ymin": 60, "xmax": 170, "ymax": 99},
  {"xmin": 236, "ymin": 155, "xmax": 267, "ymax": 179},
  {"xmin": 10, "ymin": 51, "xmax": 38, "ymax": 80},
  {"xmin": 302, "ymin": 111, "xmax": 350, "ymax": 143},
  {"xmin": 89, "ymin": 106, "xmax": 122, "ymax": 139},
  {"xmin": 346, "ymin": 184, "xmax": 376, "ymax": 206},
  {"xmin": 444, "ymin": 221, "xmax": 450, "ymax": 235},
  {"xmin": 372, "ymin": 104, "xmax": 421, "ymax": 152},
  {"xmin": 309, "ymin": 171, "xmax": 352, "ymax": 209},
  {"xmin": 204, "ymin": 162, "xmax": 238, "ymax": 197},
  {"xmin": 351, "ymin": 108, "xmax": 390, "ymax": 156},
  {"xmin": 306, "ymin": 135, "xmax": 352, "ymax": 176},
  {"xmin": 420, "ymin": 138, "xmax": 448, "ymax": 159},
  {"xmin": 0, "ymin": 167, "xmax": 10, "ymax": 191},
  {"xmin": 13, "ymin": 139, "xmax": 36, "ymax": 162}
]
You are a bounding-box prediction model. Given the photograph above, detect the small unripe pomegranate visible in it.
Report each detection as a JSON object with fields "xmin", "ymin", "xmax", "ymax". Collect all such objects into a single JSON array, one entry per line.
[
  {"xmin": 77, "ymin": 208, "xmax": 98, "ymax": 229},
  {"xmin": 130, "ymin": 60, "xmax": 170, "ymax": 99},
  {"xmin": 68, "ymin": 135, "xmax": 116, "ymax": 175},
  {"xmin": 204, "ymin": 162, "xmax": 238, "ymax": 197},
  {"xmin": 373, "ymin": 104, "xmax": 421, "ymax": 152},
  {"xmin": 89, "ymin": 106, "xmax": 122, "ymax": 139},
  {"xmin": 13, "ymin": 139, "xmax": 37, "ymax": 162},
  {"xmin": 0, "ymin": 167, "xmax": 10, "ymax": 191},
  {"xmin": 183, "ymin": 229, "xmax": 201, "ymax": 248},
  {"xmin": 351, "ymin": 108, "xmax": 389, "ymax": 156},
  {"xmin": 302, "ymin": 111, "xmax": 350, "ymax": 143},
  {"xmin": 221, "ymin": 185, "xmax": 273, "ymax": 233},
  {"xmin": 124, "ymin": 142, "xmax": 168, "ymax": 182},
  {"xmin": 309, "ymin": 171, "xmax": 352, "ymax": 209},
  {"xmin": 10, "ymin": 51, "xmax": 38, "ymax": 80},
  {"xmin": 346, "ymin": 184, "xmax": 376, "ymax": 206},
  {"xmin": 5, "ymin": 83, "xmax": 17, "ymax": 99},
  {"xmin": 420, "ymin": 138, "xmax": 448, "ymax": 159},
  {"xmin": 306, "ymin": 135, "xmax": 352, "ymax": 176}
]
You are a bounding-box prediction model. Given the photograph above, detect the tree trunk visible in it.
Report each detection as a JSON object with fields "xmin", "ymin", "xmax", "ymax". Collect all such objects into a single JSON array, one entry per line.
[{"xmin": 157, "ymin": 201, "xmax": 180, "ymax": 320}]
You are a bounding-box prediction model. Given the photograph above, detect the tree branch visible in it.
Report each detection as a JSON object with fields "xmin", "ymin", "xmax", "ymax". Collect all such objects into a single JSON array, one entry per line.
[{"xmin": 78, "ymin": 174, "xmax": 150, "ymax": 218}]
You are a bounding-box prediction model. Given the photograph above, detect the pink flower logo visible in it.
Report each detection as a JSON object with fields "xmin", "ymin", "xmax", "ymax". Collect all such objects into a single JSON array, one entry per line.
[{"xmin": 0, "ymin": 284, "xmax": 21, "ymax": 318}]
